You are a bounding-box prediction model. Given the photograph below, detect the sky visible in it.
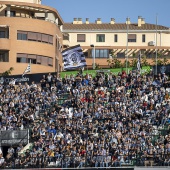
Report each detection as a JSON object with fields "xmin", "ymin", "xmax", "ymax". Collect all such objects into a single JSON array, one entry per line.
[{"xmin": 42, "ymin": 0, "xmax": 170, "ymax": 27}]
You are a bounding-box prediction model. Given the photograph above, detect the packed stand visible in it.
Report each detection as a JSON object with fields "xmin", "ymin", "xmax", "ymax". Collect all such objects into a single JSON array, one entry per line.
[{"xmin": 0, "ymin": 70, "xmax": 170, "ymax": 168}]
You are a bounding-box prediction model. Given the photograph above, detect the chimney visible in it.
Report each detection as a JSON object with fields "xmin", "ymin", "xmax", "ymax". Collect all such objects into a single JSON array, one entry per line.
[
  {"xmin": 73, "ymin": 18, "xmax": 78, "ymax": 24},
  {"xmin": 138, "ymin": 16, "xmax": 142, "ymax": 27},
  {"xmin": 96, "ymin": 18, "xmax": 102, "ymax": 24},
  {"xmin": 110, "ymin": 18, "xmax": 115, "ymax": 24},
  {"xmin": 73, "ymin": 18, "xmax": 82, "ymax": 24},
  {"xmin": 77, "ymin": 18, "xmax": 82, "ymax": 24},
  {"xmin": 126, "ymin": 17, "xmax": 131, "ymax": 25},
  {"xmin": 141, "ymin": 18, "xmax": 145, "ymax": 25},
  {"xmin": 85, "ymin": 18, "xmax": 89, "ymax": 24}
]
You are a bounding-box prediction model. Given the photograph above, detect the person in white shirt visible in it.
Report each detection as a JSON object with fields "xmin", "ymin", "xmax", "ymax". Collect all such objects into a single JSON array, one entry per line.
[{"xmin": 0, "ymin": 151, "xmax": 4, "ymax": 168}]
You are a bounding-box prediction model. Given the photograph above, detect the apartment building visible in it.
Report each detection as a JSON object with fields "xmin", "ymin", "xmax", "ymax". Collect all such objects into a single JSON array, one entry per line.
[
  {"xmin": 0, "ymin": 0, "xmax": 170, "ymax": 74},
  {"xmin": 63, "ymin": 17, "xmax": 170, "ymax": 68},
  {"xmin": 0, "ymin": 0, "xmax": 63, "ymax": 75}
]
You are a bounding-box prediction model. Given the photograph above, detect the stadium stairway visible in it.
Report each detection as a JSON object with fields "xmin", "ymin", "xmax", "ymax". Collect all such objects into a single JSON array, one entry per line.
[{"xmin": 18, "ymin": 143, "xmax": 33, "ymax": 156}]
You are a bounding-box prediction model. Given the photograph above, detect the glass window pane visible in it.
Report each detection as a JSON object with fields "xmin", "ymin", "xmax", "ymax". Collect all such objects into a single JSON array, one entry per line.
[
  {"xmin": 17, "ymin": 33, "xmax": 22, "ymax": 40},
  {"xmin": 142, "ymin": 34, "xmax": 145, "ymax": 42},
  {"xmin": 0, "ymin": 31, "xmax": 5, "ymax": 38},
  {"xmin": 100, "ymin": 50, "xmax": 104, "ymax": 58},
  {"xmin": 0, "ymin": 51, "xmax": 9, "ymax": 62},
  {"xmin": 96, "ymin": 49, "xmax": 100, "ymax": 58},
  {"xmin": 96, "ymin": 34, "xmax": 105, "ymax": 42},
  {"xmin": 20, "ymin": 58, "xmax": 27, "ymax": 63},
  {"xmin": 103, "ymin": 49, "xmax": 108, "ymax": 58},
  {"xmin": 22, "ymin": 34, "xmax": 27, "ymax": 40}
]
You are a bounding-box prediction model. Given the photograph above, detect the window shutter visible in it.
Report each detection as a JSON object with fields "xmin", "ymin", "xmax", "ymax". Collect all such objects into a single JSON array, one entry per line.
[
  {"xmin": 48, "ymin": 57, "xmax": 53, "ymax": 66},
  {"xmin": 41, "ymin": 56, "xmax": 48, "ymax": 66},
  {"xmin": 42, "ymin": 34, "xmax": 49, "ymax": 43},
  {"xmin": 37, "ymin": 55, "xmax": 41, "ymax": 64},
  {"xmin": 37, "ymin": 33, "xmax": 42, "ymax": 41},
  {"xmin": 77, "ymin": 34, "xmax": 85, "ymax": 42},
  {"xmin": 28, "ymin": 54, "xmax": 36, "ymax": 59},
  {"xmin": 27, "ymin": 32, "xmax": 37, "ymax": 40},
  {"xmin": 48, "ymin": 35, "xmax": 53, "ymax": 44},
  {"xmin": 128, "ymin": 34, "xmax": 136, "ymax": 39}
]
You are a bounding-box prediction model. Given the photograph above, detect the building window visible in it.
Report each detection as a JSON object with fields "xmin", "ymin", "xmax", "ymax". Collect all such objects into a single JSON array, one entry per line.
[
  {"xmin": 11, "ymin": 11, "xmax": 16, "ymax": 17},
  {"xmin": 27, "ymin": 32, "xmax": 37, "ymax": 41},
  {"xmin": 114, "ymin": 34, "xmax": 118, "ymax": 42},
  {"xmin": 128, "ymin": 34, "xmax": 136, "ymax": 42},
  {"xmin": 63, "ymin": 33, "xmax": 69, "ymax": 41},
  {"xmin": 77, "ymin": 34, "xmax": 85, "ymax": 42},
  {"xmin": 117, "ymin": 52, "xmax": 125, "ymax": 58},
  {"xmin": 96, "ymin": 34, "xmax": 105, "ymax": 42},
  {"xmin": 5, "ymin": 10, "xmax": 16, "ymax": 17},
  {"xmin": 17, "ymin": 31, "xmax": 27, "ymax": 40},
  {"xmin": 17, "ymin": 31, "xmax": 53, "ymax": 44},
  {"xmin": 48, "ymin": 58, "xmax": 53, "ymax": 66},
  {"xmin": 28, "ymin": 54, "xmax": 37, "ymax": 64},
  {"xmin": 0, "ymin": 28, "xmax": 9, "ymax": 38},
  {"xmin": 0, "ymin": 31, "xmax": 5, "ymax": 38},
  {"xmin": 16, "ymin": 53, "xmax": 53, "ymax": 66},
  {"xmin": 16, "ymin": 54, "xmax": 27, "ymax": 63},
  {"xmin": 142, "ymin": 34, "xmax": 145, "ymax": 42},
  {"xmin": 0, "ymin": 51, "xmax": 9, "ymax": 62},
  {"xmin": 95, "ymin": 49, "xmax": 108, "ymax": 58}
]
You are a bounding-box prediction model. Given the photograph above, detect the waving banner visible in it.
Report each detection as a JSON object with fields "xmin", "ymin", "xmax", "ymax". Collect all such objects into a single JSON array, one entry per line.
[{"xmin": 62, "ymin": 44, "xmax": 87, "ymax": 70}]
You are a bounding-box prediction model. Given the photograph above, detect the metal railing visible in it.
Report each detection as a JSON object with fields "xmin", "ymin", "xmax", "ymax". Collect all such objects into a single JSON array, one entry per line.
[{"xmin": 0, "ymin": 154, "xmax": 170, "ymax": 169}]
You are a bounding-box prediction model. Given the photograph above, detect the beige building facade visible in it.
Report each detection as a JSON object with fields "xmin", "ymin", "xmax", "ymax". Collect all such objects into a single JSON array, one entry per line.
[
  {"xmin": 0, "ymin": 0, "xmax": 170, "ymax": 74},
  {"xmin": 0, "ymin": 0, "xmax": 63, "ymax": 75},
  {"xmin": 63, "ymin": 17, "xmax": 170, "ymax": 68}
]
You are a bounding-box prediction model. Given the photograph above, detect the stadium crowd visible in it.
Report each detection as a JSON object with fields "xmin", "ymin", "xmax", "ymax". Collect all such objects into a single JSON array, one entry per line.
[{"xmin": 0, "ymin": 70, "xmax": 170, "ymax": 168}]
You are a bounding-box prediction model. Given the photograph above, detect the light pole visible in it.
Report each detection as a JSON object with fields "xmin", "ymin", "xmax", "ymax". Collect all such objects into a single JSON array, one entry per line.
[
  {"xmin": 90, "ymin": 44, "xmax": 95, "ymax": 69},
  {"xmin": 126, "ymin": 18, "xmax": 129, "ymax": 74},
  {"xmin": 155, "ymin": 14, "xmax": 158, "ymax": 75}
]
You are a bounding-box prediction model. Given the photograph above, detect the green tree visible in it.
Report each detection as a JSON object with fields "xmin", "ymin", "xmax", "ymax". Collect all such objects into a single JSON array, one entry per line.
[
  {"xmin": 107, "ymin": 50, "xmax": 123, "ymax": 68},
  {"xmin": 130, "ymin": 58, "xmax": 138, "ymax": 67},
  {"xmin": 162, "ymin": 57, "xmax": 169, "ymax": 65},
  {"xmin": 141, "ymin": 55, "xmax": 150, "ymax": 66},
  {"xmin": 0, "ymin": 67, "xmax": 14, "ymax": 76},
  {"xmin": 108, "ymin": 58, "xmax": 122, "ymax": 68},
  {"xmin": 122, "ymin": 59, "xmax": 130, "ymax": 68},
  {"xmin": 152, "ymin": 52, "xmax": 163, "ymax": 66}
]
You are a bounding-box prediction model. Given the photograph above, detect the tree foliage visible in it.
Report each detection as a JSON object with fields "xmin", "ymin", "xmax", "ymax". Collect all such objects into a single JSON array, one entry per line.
[{"xmin": 0, "ymin": 67, "xmax": 14, "ymax": 76}]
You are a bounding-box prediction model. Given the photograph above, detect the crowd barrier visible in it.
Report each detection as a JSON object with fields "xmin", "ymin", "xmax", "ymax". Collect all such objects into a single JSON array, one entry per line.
[{"xmin": 0, "ymin": 154, "xmax": 170, "ymax": 169}]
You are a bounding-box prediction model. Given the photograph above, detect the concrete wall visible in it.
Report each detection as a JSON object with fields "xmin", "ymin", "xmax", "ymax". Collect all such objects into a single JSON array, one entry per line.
[
  {"xmin": 64, "ymin": 31, "xmax": 170, "ymax": 47},
  {"xmin": 0, "ymin": 16, "xmax": 63, "ymax": 74}
]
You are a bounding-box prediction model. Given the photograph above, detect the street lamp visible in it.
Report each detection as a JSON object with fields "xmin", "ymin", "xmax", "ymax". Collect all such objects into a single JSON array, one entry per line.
[
  {"xmin": 90, "ymin": 44, "xmax": 95, "ymax": 69},
  {"xmin": 155, "ymin": 14, "xmax": 158, "ymax": 75},
  {"xmin": 126, "ymin": 17, "xmax": 129, "ymax": 74}
]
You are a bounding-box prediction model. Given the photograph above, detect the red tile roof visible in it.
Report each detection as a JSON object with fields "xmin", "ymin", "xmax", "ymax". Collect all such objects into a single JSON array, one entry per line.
[{"xmin": 63, "ymin": 23, "xmax": 169, "ymax": 31}]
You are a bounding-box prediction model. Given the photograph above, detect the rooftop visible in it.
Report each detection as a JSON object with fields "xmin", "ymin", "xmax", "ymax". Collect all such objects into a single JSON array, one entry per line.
[{"xmin": 63, "ymin": 23, "xmax": 169, "ymax": 31}]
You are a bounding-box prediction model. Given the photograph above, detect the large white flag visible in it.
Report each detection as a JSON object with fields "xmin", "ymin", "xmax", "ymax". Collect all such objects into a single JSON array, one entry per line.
[
  {"xmin": 22, "ymin": 61, "xmax": 31, "ymax": 77},
  {"xmin": 62, "ymin": 44, "xmax": 87, "ymax": 70}
]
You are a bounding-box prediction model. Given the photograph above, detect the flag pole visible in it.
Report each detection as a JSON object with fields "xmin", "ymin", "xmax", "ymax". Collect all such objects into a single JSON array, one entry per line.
[
  {"xmin": 155, "ymin": 14, "xmax": 158, "ymax": 75},
  {"xmin": 139, "ymin": 50, "xmax": 141, "ymax": 75},
  {"xmin": 29, "ymin": 59, "xmax": 31, "ymax": 73}
]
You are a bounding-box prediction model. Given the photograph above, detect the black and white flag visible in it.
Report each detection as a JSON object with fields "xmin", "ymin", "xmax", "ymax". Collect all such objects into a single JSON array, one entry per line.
[
  {"xmin": 22, "ymin": 61, "xmax": 31, "ymax": 77},
  {"xmin": 137, "ymin": 51, "xmax": 142, "ymax": 72},
  {"xmin": 62, "ymin": 44, "xmax": 87, "ymax": 70}
]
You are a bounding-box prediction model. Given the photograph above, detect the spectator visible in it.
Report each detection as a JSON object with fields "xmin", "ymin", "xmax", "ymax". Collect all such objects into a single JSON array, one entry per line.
[{"xmin": 0, "ymin": 71, "xmax": 170, "ymax": 168}]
